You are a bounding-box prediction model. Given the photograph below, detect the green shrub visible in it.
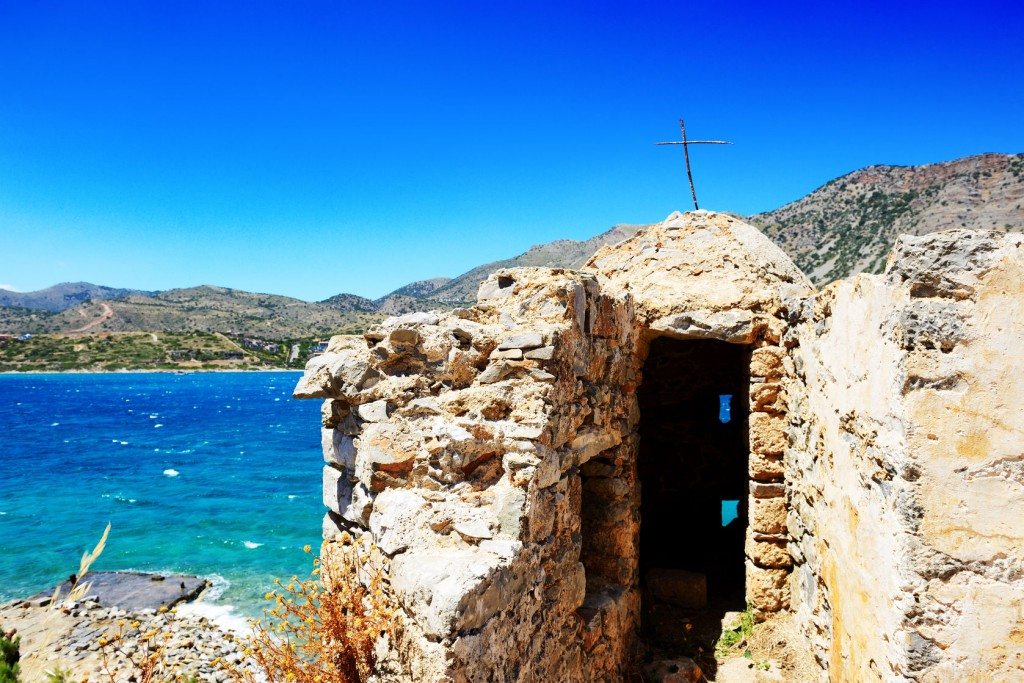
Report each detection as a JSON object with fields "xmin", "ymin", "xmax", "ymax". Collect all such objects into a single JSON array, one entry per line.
[{"xmin": 0, "ymin": 625, "xmax": 20, "ymax": 683}]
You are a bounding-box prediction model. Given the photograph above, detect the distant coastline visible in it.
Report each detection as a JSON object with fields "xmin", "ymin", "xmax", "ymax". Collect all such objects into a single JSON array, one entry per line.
[
  {"xmin": 0, "ymin": 367, "xmax": 299, "ymax": 375},
  {"xmin": 0, "ymin": 330, "xmax": 319, "ymax": 373}
]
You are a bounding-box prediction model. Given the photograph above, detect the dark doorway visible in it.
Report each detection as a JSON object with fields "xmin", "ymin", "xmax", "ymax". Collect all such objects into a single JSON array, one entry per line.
[{"xmin": 637, "ymin": 337, "xmax": 750, "ymax": 662}]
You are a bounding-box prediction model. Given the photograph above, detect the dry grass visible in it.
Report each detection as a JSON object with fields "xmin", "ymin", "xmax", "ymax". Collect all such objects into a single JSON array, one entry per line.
[
  {"xmin": 745, "ymin": 613, "xmax": 819, "ymax": 682},
  {"xmin": 20, "ymin": 524, "xmax": 216, "ymax": 682},
  {"xmin": 21, "ymin": 523, "xmax": 110, "ymax": 678},
  {"xmin": 233, "ymin": 535, "xmax": 398, "ymax": 683},
  {"xmin": 20, "ymin": 525, "xmax": 398, "ymax": 682}
]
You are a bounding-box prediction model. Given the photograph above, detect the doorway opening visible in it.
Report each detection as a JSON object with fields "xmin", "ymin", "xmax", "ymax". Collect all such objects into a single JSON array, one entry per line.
[{"xmin": 637, "ymin": 337, "xmax": 751, "ymax": 662}]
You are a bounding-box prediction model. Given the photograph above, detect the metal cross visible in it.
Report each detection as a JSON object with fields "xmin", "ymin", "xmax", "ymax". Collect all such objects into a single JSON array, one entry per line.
[{"xmin": 655, "ymin": 118, "xmax": 732, "ymax": 210}]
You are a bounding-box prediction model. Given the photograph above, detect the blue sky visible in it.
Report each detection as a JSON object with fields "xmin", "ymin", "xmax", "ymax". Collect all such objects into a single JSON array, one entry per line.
[{"xmin": 1, "ymin": 1, "xmax": 1021, "ymax": 300}]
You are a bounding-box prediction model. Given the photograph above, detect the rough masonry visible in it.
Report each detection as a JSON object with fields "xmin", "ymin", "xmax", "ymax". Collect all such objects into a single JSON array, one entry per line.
[{"xmin": 294, "ymin": 211, "xmax": 1024, "ymax": 681}]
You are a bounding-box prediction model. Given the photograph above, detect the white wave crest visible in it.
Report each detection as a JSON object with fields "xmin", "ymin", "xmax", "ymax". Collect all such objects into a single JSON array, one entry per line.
[
  {"xmin": 176, "ymin": 601, "xmax": 253, "ymax": 636},
  {"xmin": 200, "ymin": 573, "xmax": 231, "ymax": 601}
]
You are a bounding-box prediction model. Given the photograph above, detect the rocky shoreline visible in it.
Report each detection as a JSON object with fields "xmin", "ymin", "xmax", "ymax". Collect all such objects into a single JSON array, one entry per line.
[{"xmin": 0, "ymin": 572, "xmax": 258, "ymax": 681}]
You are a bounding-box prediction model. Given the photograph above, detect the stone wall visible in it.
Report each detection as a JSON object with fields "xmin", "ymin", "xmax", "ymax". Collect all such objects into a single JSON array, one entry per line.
[
  {"xmin": 293, "ymin": 211, "xmax": 811, "ymax": 680},
  {"xmin": 788, "ymin": 230, "xmax": 1024, "ymax": 680},
  {"xmin": 296, "ymin": 267, "xmax": 643, "ymax": 681},
  {"xmin": 787, "ymin": 274, "xmax": 914, "ymax": 679},
  {"xmin": 293, "ymin": 212, "xmax": 1023, "ymax": 681},
  {"xmin": 585, "ymin": 211, "xmax": 811, "ymax": 625}
]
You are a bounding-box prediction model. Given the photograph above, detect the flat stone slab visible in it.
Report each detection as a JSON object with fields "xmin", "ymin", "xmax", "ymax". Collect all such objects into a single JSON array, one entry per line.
[
  {"xmin": 24, "ymin": 571, "xmax": 209, "ymax": 611},
  {"xmin": 646, "ymin": 568, "xmax": 707, "ymax": 610}
]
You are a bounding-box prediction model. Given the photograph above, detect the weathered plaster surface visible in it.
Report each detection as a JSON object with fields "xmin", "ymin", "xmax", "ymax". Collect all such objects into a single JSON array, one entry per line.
[
  {"xmin": 789, "ymin": 231, "xmax": 1024, "ymax": 681},
  {"xmin": 896, "ymin": 232, "xmax": 1024, "ymax": 680},
  {"xmin": 788, "ymin": 275, "xmax": 913, "ymax": 679}
]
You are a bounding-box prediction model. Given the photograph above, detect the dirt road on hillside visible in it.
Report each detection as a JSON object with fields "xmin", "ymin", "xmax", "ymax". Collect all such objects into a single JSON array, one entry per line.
[{"xmin": 70, "ymin": 301, "xmax": 114, "ymax": 333}]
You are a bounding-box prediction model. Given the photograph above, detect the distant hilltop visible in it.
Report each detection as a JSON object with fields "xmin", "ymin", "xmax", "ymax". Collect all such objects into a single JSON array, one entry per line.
[
  {"xmin": 752, "ymin": 152, "xmax": 1024, "ymax": 284},
  {"xmin": 0, "ymin": 282, "xmax": 158, "ymax": 312},
  {"xmin": 1, "ymin": 152, "xmax": 1021, "ymax": 340}
]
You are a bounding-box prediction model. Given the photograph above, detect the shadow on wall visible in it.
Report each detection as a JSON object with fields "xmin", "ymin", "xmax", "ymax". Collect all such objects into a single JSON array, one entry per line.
[{"xmin": 637, "ymin": 337, "xmax": 751, "ymax": 665}]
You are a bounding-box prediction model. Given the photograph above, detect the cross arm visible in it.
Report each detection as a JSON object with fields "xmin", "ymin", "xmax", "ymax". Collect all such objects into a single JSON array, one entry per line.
[{"xmin": 654, "ymin": 140, "xmax": 733, "ymax": 145}]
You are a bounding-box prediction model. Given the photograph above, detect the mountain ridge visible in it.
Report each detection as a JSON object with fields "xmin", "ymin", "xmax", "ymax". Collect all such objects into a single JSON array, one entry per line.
[
  {"xmin": 3, "ymin": 152, "xmax": 1021, "ymax": 338},
  {"xmin": 0, "ymin": 282, "xmax": 158, "ymax": 312},
  {"xmin": 749, "ymin": 152, "xmax": 1024, "ymax": 284}
]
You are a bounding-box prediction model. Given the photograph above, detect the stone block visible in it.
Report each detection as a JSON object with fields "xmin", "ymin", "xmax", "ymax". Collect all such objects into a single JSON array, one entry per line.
[
  {"xmin": 477, "ymin": 361, "xmax": 513, "ymax": 384},
  {"xmin": 389, "ymin": 547, "xmax": 506, "ymax": 638},
  {"xmin": 323, "ymin": 428, "xmax": 356, "ymax": 469},
  {"xmin": 745, "ymin": 562, "xmax": 788, "ymax": 614},
  {"xmin": 489, "ymin": 348, "xmax": 523, "ymax": 360},
  {"xmin": 750, "ymin": 412, "xmax": 787, "ymax": 456},
  {"xmin": 645, "ymin": 568, "xmax": 706, "ymax": 609},
  {"xmin": 749, "ymin": 481, "xmax": 785, "ymax": 498},
  {"xmin": 322, "ymin": 465, "xmax": 351, "ymax": 515},
  {"xmin": 368, "ymin": 489, "xmax": 429, "ymax": 555},
  {"xmin": 527, "ymin": 488, "xmax": 556, "ymax": 542},
  {"xmin": 497, "ymin": 331, "xmax": 543, "ymax": 350},
  {"xmin": 477, "ymin": 277, "xmax": 514, "ymax": 301},
  {"xmin": 581, "ymin": 475, "xmax": 631, "ymax": 501},
  {"xmin": 358, "ymin": 424, "xmax": 416, "ymax": 491},
  {"xmin": 584, "ymin": 552, "xmax": 635, "ymax": 587},
  {"xmin": 583, "ymin": 515, "xmax": 637, "ymax": 560},
  {"xmin": 321, "ymin": 399, "xmax": 348, "ymax": 428},
  {"xmin": 341, "ymin": 481, "xmax": 372, "ymax": 527},
  {"xmin": 579, "ymin": 606, "xmax": 603, "ymax": 652},
  {"xmin": 524, "ymin": 345, "xmax": 555, "ymax": 360},
  {"xmin": 749, "ymin": 451, "xmax": 785, "ymax": 481},
  {"xmin": 355, "ymin": 400, "xmax": 390, "ymax": 422},
  {"xmin": 454, "ymin": 519, "xmax": 493, "ymax": 541},
  {"xmin": 569, "ymin": 428, "xmax": 621, "ymax": 466},
  {"xmin": 649, "ymin": 310, "xmax": 755, "ymax": 343},
  {"xmin": 750, "ymin": 346, "xmax": 785, "ymax": 379},
  {"xmin": 750, "ymin": 495, "xmax": 787, "ymax": 534},
  {"xmin": 388, "ymin": 328, "xmax": 420, "ymax": 346},
  {"xmin": 749, "ymin": 382, "xmax": 786, "ymax": 415},
  {"xmin": 745, "ymin": 533, "xmax": 791, "ymax": 568},
  {"xmin": 535, "ymin": 447, "xmax": 561, "ymax": 488},
  {"xmin": 293, "ymin": 349, "xmax": 379, "ymax": 399}
]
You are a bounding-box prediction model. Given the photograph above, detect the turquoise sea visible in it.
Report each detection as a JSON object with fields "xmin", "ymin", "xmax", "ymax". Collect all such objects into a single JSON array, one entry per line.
[{"xmin": 0, "ymin": 372, "xmax": 323, "ymax": 618}]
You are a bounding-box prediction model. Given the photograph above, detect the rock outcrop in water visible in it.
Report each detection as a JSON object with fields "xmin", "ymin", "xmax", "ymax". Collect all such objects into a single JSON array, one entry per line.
[
  {"xmin": 295, "ymin": 210, "xmax": 1024, "ymax": 681},
  {"xmin": 1, "ymin": 572, "xmax": 251, "ymax": 681},
  {"xmin": 25, "ymin": 572, "xmax": 209, "ymax": 612}
]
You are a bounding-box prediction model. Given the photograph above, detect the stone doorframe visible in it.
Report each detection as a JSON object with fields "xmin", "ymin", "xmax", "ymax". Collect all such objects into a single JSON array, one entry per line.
[
  {"xmin": 744, "ymin": 338, "xmax": 793, "ymax": 618},
  {"xmin": 577, "ymin": 327, "xmax": 794, "ymax": 650},
  {"xmin": 630, "ymin": 330, "xmax": 794, "ymax": 619}
]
